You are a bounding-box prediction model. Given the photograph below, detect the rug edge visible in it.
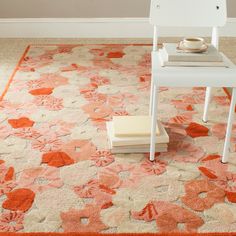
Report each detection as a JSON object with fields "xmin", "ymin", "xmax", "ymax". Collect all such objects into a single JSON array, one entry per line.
[
  {"xmin": 0, "ymin": 232, "xmax": 236, "ymax": 236},
  {"xmin": 0, "ymin": 45, "xmax": 31, "ymax": 101}
]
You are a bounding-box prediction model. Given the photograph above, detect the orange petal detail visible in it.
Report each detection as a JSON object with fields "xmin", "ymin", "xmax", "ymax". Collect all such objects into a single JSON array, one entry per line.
[
  {"xmin": 186, "ymin": 122, "xmax": 209, "ymax": 138},
  {"xmin": 8, "ymin": 117, "xmax": 35, "ymax": 129},
  {"xmin": 2, "ymin": 188, "xmax": 35, "ymax": 212},
  {"xmin": 29, "ymin": 87, "xmax": 54, "ymax": 96},
  {"xmin": 42, "ymin": 151, "xmax": 74, "ymax": 167}
]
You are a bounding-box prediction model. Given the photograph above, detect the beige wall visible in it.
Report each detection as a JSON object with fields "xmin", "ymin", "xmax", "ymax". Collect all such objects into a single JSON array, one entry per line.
[
  {"xmin": 228, "ymin": 0, "xmax": 236, "ymax": 17},
  {"xmin": 0, "ymin": 0, "xmax": 235, "ymax": 18}
]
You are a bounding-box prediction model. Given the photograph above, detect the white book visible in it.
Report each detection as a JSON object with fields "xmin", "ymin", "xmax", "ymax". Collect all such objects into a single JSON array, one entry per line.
[
  {"xmin": 106, "ymin": 121, "xmax": 169, "ymax": 147},
  {"xmin": 113, "ymin": 116, "xmax": 160, "ymax": 137},
  {"xmin": 159, "ymin": 49, "xmax": 228, "ymax": 67},
  {"xmin": 162, "ymin": 43, "xmax": 223, "ymax": 62},
  {"xmin": 108, "ymin": 137, "xmax": 168, "ymax": 153},
  {"xmin": 110, "ymin": 146, "xmax": 167, "ymax": 154}
]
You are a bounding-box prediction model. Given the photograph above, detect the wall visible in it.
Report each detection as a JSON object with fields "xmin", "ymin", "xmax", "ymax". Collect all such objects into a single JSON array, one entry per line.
[
  {"xmin": 0, "ymin": 0, "xmax": 149, "ymax": 18},
  {"xmin": 228, "ymin": 0, "xmax": 236, "ymax": 17},
  {"xmin": 0, "ymin": 0, "xmax": 235, "ymax": 18}
]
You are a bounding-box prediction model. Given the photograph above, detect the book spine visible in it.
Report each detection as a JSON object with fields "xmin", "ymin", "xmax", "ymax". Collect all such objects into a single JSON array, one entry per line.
[
  {"xmin": 111, "ymin": 147, "xmax": 167, "ymax": 154},
  {"xmin": 112, "ymin": 137, "xmax": 169, "ymax": 146},
  {"xmin": 168, "ymin": 54, "xmax": 223, "ymax": 62},
  {"xmin": 162, "ymin": 61, "xmax": 227, "ymax": 67}
]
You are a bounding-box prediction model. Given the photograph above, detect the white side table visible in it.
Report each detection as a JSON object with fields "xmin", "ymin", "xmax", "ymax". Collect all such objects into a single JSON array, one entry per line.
[{"xmin": 149, "ymin": 51, "xmax": 236, "ymax": 163}]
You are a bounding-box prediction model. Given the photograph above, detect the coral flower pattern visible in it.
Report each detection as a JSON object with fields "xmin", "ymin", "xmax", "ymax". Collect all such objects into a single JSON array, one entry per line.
[
  {"xmin": 0, "ymin": 163, "xmax": 16, "ymax": 197},
  {"xmin": 0, "ymin": 211, "xmax": 24, "ymax": 232},
  {"xmin": 0, "ymin": 44, "xmax": 236, "ymax": 233},
  {"xmin": 90, "ymin": 150, "xmax": 115, "ymax": 167},
  {"xmin": 140, "ymin": 159, "xmax": 166, "ymax": 175},
  {"xmin": 61, "ymin": 205, "xmax": 108, "ymax": 232},
  {"xmin": 132, "ymin": 201, "xmax": 204, "ymax": 232},
  {"xmin": 31, "ymin": 136, "xmax": 63, "ymax": 152},
  {"xmin": 181, "ymin": 179, "xmax": 225, "ymax": 212},
  {"xmin": 17, "ymin": 167, "xmax": 63, "ymax": 192}
]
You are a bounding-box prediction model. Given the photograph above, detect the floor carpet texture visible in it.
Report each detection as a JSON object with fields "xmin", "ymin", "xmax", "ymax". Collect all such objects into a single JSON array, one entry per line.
[{"xmin": 0, "ymin": 44, "xmax": 236, "ymax": 234}]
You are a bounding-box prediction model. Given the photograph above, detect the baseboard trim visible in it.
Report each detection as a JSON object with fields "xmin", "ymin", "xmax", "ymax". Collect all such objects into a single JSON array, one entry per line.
[{"xmin": 0, "ymin": 17, "xmax": 235, "ymax": 38}]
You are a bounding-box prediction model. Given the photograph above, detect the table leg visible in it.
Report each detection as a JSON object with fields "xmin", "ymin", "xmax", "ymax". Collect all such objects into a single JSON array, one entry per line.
[
  {"xmin": 203, "ymin": 87, "xmax": 212, "ymax": 123},
  {"xmin": 149, "ymin": 75, "xmax": 154, "ymax": 116},
  {"xmin": 150, "ymin": 83, "xmax": 158, "ymax": 161},
  {"xmin": 222, "ymin": 87, "xmax": 236, "ymax": 163}
]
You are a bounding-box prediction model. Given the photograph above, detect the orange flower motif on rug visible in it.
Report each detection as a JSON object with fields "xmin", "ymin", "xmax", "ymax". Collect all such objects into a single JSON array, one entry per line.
[
  {"xmin": 98, "ymin": 163, "xmax": 144, "ymax": 189},
  {"xmin": 169, "ymin": 112, "xmax": 194, "ymax": 124},
  {"xmin": 198, "ymin": 155, "xmax": 228, "ymax": 179},
  {"xmin": 13, "ymin": 127, "xmax": 41, "ymax": 140},
  {"xmin": 2, "ymin": 189, "xmax": 35, "ymax": 212},
  {"xmin": 8, "ymin": 117, "xmax": 34, "ymax": 129},
  {"xmin": 0, "ymin": 211, "xmax": 24, "ymax": 232},
  {"xmin": 82, "ymin": 91, "xmax": 107, "ymax": 103},
  {"xmin": 0, "ymin": 163, "xmax": 16, "ymax": 197},
  {"xmin": 17, "ymin": 167, "xmax": 63, "ymax": 192},
  {"xmin": 61, "ymin": 205, "xmax": 108, "ymax": 232},
  {"xmin": 140, "ymin": 159, "xmax": 166, "ymax": 175},
  {"xmin": 181, "ymin": 179, "xmax": 225, "ymax": 211},
  {"xmin": 62, "ymin": 140, "xmax": 97, "ymax": 162},
  {"xmin": 39, "ymin": 73, "xmax": 69, "ymax": 88},
  {"xmin": 33, "ymin": 95, "xmax": 64, "ymax": 111},
  {"xmin": 90, "ymin": 150, "xmax": 115, "ymax": 167},
  {"xmin": 107, "ymin": 51, "xmax": 125, "ymax": 58},
  {"xmin": 82, "ymin": 102, "xmax": 113, "ymax": 119},
  {"xmin": 186, "ymin": 122, "xmax": 209, "ymax": 138},
  {"xmin": 171, "ymin": 99, "xmax": 194, "ymax": 111},
  {"xmin": 42, "ymin": 152, "xmax": 74, "ymax": 167},
  {"xmin": 90, "ymin": 75, "xmax": 110, "ymax": 86},
  {"xmin": 74, "ymin": 179, "xmax": 115, "ymax": 209},
  {"xmin": 31, "ymin": 136, "xmax": 63, "ymax": 152},
  {"xmin": 29, "ymin": 88, "xmax": 54, "ymax": 96},
  {"xmin": 132, "ymin": 201, "xmax": 204, "ymax": 232},
  {"xmin": 215, "ymin": 172, "xmax": 236, "ymax": 194}
]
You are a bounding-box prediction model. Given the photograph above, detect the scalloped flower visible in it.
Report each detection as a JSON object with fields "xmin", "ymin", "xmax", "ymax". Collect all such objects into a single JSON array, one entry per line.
[
  {"xmin": 90, "ymin": 150, "xmax": 115, "ymax": 167},
  {"xmin": 0, "ymin": 211, "xmax": 24, "ymax": 232},
  {"xmin": 17, "ymin": 166, "xmax": 63, "ymax": 193}
]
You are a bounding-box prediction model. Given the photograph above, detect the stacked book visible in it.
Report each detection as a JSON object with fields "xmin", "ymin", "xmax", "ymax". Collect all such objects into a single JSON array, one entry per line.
[
  {"xmin": 106, "ymin": 116, "xmax": 169, "ymax": 154},
  {"xmin": 159, "ymin": 43, "xmax": 227, "ymax": 67}
]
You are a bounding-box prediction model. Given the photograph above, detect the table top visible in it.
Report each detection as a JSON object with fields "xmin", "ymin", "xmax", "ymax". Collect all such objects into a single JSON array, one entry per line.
[{"xmin": 152, "ymin": 51, "xmax": 236, "ymax": 87}]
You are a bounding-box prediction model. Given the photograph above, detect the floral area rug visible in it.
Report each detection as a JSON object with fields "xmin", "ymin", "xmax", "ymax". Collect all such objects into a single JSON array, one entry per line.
[{"xmin": 0, "ymin": 44, "xmax": 236, "ymax": 234}]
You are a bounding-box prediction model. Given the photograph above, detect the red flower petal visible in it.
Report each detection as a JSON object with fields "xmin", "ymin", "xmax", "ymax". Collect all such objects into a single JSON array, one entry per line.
[
  {"xmin": 101, "ymin": 201, "xmax": 113, "ymax": 209},
  {"xmin": 29, "ymin": 88, "xmax": 54, "ymax": 96},
  {"xmin": 226, "ymin": 191, "xmax": 236, "ymax": 203},
  {"xmin": 4, "ymin": 167, "xmax": 14, "ymax": 181},
  {"xmin": 3, "ymin": 188, "xmax": 35, "ymax": 212},
  {"xmin": 107, "ymin": 51, "xmax": 125, "ymax": 58},
  {"xmin": 186, "ymin": 122, "xmax": 209, "ymax": 138},
  {"xmin": 8, "ymin": 117, "xmax": 35, "ymax": 129},
  {"xmin": 201, "ymin": 154, "xmax": 221, "ymax": 162},
  {"xmin": 42, "ymin": 152, "xmax": 74, "ymax": 167},
  {"xmin": 99, "ymin": 184, "xmax": 116, "ymax": 195},
  {"xmin": 198, "ymin": 167, "xmax": 218, "ymax": 179},
  {"xmin": 132, "ymin": 202, "xmax": 159, "ymax": 221},
  {"xmin": 186, "ymin": 105, "xmax": 194, "ymax": 111},
  {"xmin": 169, "ymin": 113, "xmax": 193, "ymax": 124}
]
